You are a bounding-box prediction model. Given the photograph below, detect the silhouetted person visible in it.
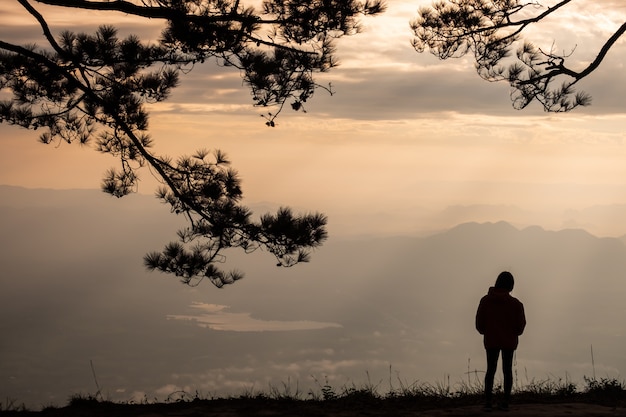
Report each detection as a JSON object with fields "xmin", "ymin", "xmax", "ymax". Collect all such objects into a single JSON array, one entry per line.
[{"xmin": 476, "ymin": 271, "xmax": 526, "ymax": 411}]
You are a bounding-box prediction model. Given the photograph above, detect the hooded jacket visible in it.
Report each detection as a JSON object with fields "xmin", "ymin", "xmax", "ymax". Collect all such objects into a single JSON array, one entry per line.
[{"xmin": 476, "ymin": 287, "xmax": 526, "ymax": 350}]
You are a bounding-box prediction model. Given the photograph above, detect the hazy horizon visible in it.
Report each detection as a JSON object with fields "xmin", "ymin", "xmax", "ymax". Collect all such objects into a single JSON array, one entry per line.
[{"xmin": 2, "ymin": 186, "xmax": 626, "ymax": 409}]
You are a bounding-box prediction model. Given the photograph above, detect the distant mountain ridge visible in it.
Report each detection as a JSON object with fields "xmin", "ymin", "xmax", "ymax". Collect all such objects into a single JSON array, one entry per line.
[{"xmin": 3, "ymin": 184, "xmax": 626, "ymax": 237}]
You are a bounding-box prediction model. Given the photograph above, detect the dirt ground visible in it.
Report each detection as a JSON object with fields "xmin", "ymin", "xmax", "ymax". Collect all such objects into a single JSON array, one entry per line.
[
  {"xmin": 417, "ymin": 402, "xmax": 626, "ymax": 416},
  {"xmin": 6, "ymin": 401, "xmax": 626, "ymax": 417}
]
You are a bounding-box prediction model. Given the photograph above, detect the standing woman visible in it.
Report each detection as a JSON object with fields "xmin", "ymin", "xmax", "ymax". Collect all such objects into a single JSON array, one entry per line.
[{"xmin": 476, "ymin": 271, "xmax": 526, "ymax": 411}]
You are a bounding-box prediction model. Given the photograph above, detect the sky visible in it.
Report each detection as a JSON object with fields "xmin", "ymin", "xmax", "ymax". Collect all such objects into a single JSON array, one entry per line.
[
  {"xmin": 1, "ymin": 0, "xmax": 626, "ymax": 409},
  {"xmin": 2, "ymin": 0, "xmax": 626, "ymax": 236}
]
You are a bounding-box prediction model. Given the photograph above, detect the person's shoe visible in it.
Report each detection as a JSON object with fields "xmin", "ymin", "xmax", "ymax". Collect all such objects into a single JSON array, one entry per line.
[
  {"xmin": 483, "ymin": 402, "xmax": 493, "ymax": 412},
  {"xmin": 497, "ymin": 402, "xmax": 509, "ymax": 411}
]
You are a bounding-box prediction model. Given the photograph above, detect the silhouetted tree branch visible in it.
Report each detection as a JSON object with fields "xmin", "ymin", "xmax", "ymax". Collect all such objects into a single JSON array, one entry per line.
[
  {"xmin": 1, "ymin": 0, "xmax": 383, "ymax": 287},
  {"xmin": 411, "ymin": 0, "xmax": 625, "ymax": 112}
]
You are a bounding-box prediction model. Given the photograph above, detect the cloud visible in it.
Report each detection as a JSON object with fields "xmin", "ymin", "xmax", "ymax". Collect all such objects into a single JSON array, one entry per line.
[
  {"xmin": 167, "ymin": 302, "xmax": 343, "ymax": 332},
  {"xmin": 4, "ymin": 0, "xmax": 626, "ymax": 137}
]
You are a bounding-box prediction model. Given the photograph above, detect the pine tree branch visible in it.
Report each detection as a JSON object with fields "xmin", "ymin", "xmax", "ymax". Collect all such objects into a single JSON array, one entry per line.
[{"xmin": 33, "ymin": 0, "xmax": 278, "ymax": 24}]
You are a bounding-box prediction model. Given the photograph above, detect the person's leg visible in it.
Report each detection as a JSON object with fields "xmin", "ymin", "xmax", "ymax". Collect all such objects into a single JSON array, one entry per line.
[
  {"xmin": 501, "ymin": 349, "xmax": 515, "ymax": 407},
  {"xmin": 484, "ymin": 348, "xmax": 500, "ymax": 407}
]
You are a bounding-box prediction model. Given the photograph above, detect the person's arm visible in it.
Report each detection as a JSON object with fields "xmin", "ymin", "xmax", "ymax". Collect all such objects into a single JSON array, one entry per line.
[
  {"xmin": 476, "ymin": 300, "xmax": 486, "ymax": 334},
  {"xmin": 516, "ymin": 303, "xmax": 526, "ymax": 335}
]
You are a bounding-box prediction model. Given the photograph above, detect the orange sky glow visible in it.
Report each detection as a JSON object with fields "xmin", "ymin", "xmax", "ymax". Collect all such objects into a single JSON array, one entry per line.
[{"xmin": 1, "ymin": 0, "xmax": 626, "ymax": 236}]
